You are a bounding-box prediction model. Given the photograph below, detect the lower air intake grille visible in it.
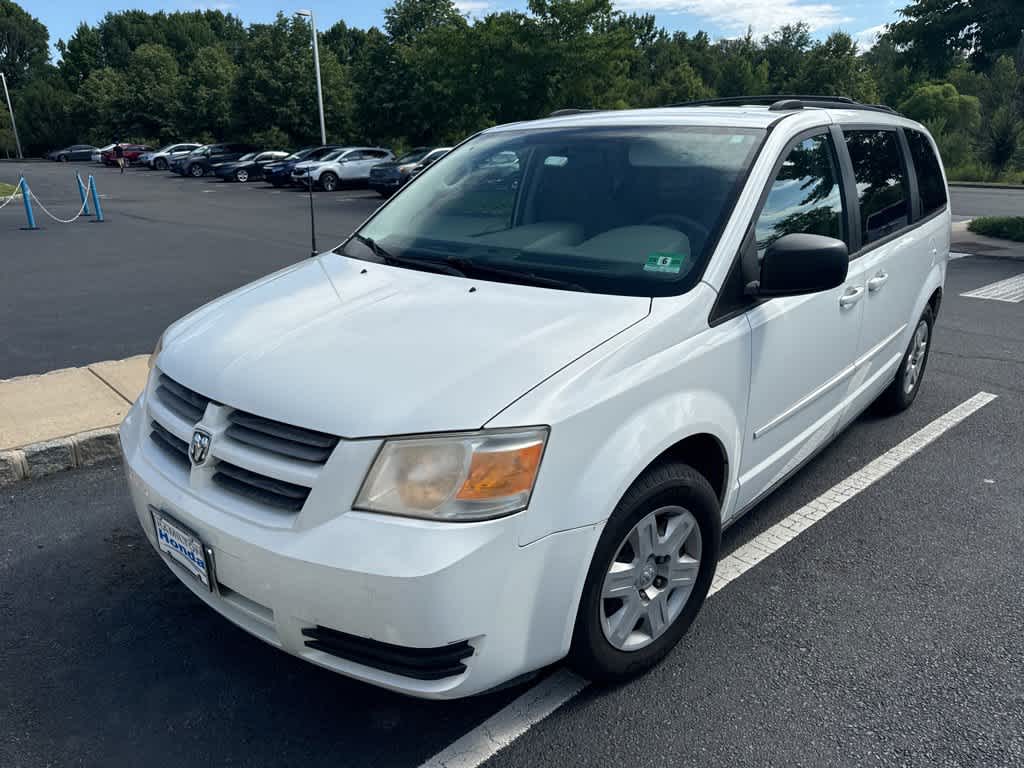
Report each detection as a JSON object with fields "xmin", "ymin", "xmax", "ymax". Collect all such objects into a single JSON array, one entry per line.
[
  {"xmin": 301, "ymin": 626, "xmax": 474, "ymax": 681},
  {"xmin": 212, "ymin": 460, "xmax": 310, "ymax": 512}
]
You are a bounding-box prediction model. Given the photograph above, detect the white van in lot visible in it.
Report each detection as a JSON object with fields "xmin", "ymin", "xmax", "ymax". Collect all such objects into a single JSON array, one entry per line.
[{"xmin": 121, "ymin": 96, "xmax": 950, "ymax": 698}]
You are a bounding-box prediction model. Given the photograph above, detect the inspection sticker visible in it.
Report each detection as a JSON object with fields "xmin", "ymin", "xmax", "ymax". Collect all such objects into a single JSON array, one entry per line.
[{"xmin": 644, "ymin": 252, "xmax": 686, "ymax": 273}]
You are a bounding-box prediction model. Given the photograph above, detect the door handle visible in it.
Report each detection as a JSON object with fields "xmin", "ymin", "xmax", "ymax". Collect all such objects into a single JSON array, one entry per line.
[
  {"xmin": 839, "ymin": 286, "xmax": 865, "ymax": 308},
  {"xmin": 867, "ymin": 271, "xmax": 889, "ymax": 292}
]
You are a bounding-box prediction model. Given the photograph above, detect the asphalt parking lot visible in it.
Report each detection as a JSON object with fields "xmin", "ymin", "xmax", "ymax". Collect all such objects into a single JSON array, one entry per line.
[
  {"xmin": 2, "ymin": 240, "xmax": 1022, "ymax": 765},
  {"xmin": 1, "ymin": 164, "xmax": 1022, "ymax": 378},
  {"xmin": 0, "ymin": 161, "xmax": 381, "ymax": 377}
]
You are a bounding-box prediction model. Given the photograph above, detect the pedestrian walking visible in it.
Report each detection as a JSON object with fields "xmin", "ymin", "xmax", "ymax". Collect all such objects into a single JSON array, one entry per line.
[{"xmin": 114, "ymin": 142, "xmax": 126, "ymax": 174}]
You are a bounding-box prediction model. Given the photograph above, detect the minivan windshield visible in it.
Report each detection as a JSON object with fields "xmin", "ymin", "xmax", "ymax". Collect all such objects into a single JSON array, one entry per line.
[{"xmin": 342, "ymin": 126, "xmax": 763, "ymax": 296}]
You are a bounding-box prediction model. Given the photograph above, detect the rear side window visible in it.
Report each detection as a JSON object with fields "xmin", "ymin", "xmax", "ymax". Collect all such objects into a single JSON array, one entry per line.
[
  {"xmin": 844, "ymin": 130, "xmax": 910, "ymax": 246},
  {"xmin": 755, "ymin": 133, "xmax": 845, "ymax": 253},
  {"xmin": 905, "ymin": 130, "xmax": 947, "ymax": 216}
]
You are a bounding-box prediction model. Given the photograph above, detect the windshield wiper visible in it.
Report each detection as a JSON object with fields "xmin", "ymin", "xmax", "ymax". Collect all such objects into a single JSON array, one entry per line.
[
  {"xmin": 349, "ymin": 234, "xmax": 467, "ymax": 278},
  {"xmin": 446, "ymin": 257, "xmax": 591, "ymax": 293}
]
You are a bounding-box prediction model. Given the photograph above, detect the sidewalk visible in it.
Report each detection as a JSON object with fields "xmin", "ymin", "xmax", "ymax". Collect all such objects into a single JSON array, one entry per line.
[{"xmin": 0, "ymin": 355, "xmax": 148, "ymax": 485}]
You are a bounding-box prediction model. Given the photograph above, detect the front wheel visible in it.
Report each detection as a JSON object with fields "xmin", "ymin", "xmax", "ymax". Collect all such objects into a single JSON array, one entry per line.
[
  {"xmin": 235, "ymin": 169, "xmax": 249, "ymax": 183},
  {"xmin": 58, "ymin": 154, "xmax": 68, "ymax": 162},
  {"xmin": 876, "ymin": 305, "xmax": 934, "ymax": 414},
  {"xmin": 189, "ymin": 164, "xmax": 205, "ymax": 178},
  {"xmin": 570, "ymin": 462, "xmax": 720, "ymax": 682},
  {"xmin": 154, "ymin": 158, "xmax": 168, "ymax": 171},
  {"xmin": 319, "ymin": 172, "xmax": 338, "ymax": 192}
]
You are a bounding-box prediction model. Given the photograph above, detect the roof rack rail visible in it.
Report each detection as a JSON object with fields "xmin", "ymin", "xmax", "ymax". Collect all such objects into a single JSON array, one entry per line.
[
  {"xmin": 548, "ymin": 108, "xmax": 598, "ymax": 117},
  {"xmin": 666, "ymin": 95, "xmax": 900, "ymax": 116}
]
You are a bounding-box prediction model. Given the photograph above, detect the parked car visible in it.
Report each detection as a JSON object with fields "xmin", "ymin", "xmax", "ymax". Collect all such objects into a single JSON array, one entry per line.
[
  {"xmin": 168, "ymin": 145, "xmax": 207, "ymax": 174},
  {"xmin": 47, "ymin": 144, "xmax": 97, "ymax": 162},
  {"xmin": 102, "ymin": 144, "xmax": 152, "ymax": 166},
  {"xmin": 124, "ymin": 97, "xmax": 950, "ymax": 699},
  {"xmin": 367, "ymin": 147, "xmax": 432, "ymax": 196},
  {"xmin": 213, "ymin": 151, "xmax": 290, "ymax": 183},
  {"xmin": 145, "ymin": 143, "xmax": 201, "ymax": 171},
  {"xmin": 263, "ymin": 145, "xmax": 344, "ymax": 187},
  {"xmin": 291, "ymin": 147, "xmax": 394, "ymax": 191},
  {"xmin": 407, "ymin": 147, "xmax": 451, "ymax": 179},
  {"xmin": 91, "ymin": 144, "xmax": 115, "ymax": 163},
  {"xmin": 178, "ymin": 143, "xmax": 260, "ymax": 178}
]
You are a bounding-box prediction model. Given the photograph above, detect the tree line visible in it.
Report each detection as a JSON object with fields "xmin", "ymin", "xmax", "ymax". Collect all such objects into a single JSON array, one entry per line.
[{"xmin": 1, "ymin": 0, "xmax": 1023, "ymax": 181}]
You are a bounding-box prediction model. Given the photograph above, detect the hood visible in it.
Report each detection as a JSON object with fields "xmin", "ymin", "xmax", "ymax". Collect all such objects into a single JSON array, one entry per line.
[
  {"xmin": 158, "ymin": 254, "xmax": 650, "ymax": 438},
  {"xmin": 293, "ymin": 160, "xmax": 321, "ymax": 171}
]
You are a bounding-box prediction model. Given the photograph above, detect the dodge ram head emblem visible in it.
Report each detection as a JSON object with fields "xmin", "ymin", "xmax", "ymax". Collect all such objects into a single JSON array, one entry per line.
[{"xmin": 190, "ymin": 429, "xmax": 212, "ymax": 467}]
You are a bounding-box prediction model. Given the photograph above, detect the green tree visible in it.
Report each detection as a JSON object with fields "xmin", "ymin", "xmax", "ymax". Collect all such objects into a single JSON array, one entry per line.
[
  {"xmin": 898, "ymin": 83, "xmax": 982, "ymax": 135},
  {"xmin": 123, "ymin": 43, "xmax": 181, "ymax": 141},
  {"xmin": 0, "ymin": 0, "xmax": 48, "ymax": 87},
  {"xmin": 798, "ymin": 32, "xmax": 878, "ymax": 102},
  {"xmin": 982, "ymin": 106, "xmax": 1022, "ymax": 170},
  {"xmin": 56, "ymin": 23, "xmax": 103, "ymax": 87},
  {"xmin": 12, "ymin": 67, "xmax": 75, "ymax": 153},
  {"xmin": 384, "ymin": 0, "xmax": 463, "ymax": 43},
  {"xmin": 761, "ymin": 23, "xmax": 813, "ymax": 93},
  {"xmin": 182, "ymin": 46, "xmax": 237, "ymax": 140},
  {"xmin": 73, "ymin": 67, "xmax": 129, "ymax": 142}
]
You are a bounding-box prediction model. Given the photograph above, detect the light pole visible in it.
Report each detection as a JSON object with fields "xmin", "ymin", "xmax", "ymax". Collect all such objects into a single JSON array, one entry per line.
[
  {"xmin": 1, "ymin": 72, "xmax": 23, "ymax": 160},
  {"xmin": 296, "ymin": 9, "xmax": 327, "ymax": 146}
]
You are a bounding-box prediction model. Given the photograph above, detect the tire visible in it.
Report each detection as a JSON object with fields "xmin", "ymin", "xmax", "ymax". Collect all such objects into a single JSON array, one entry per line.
[
  {"xmin": 569, "ymin": 462, "xmax": 720, "ymax": 683},
  {"xmin": 320, "ymin": 172, "xmax": 338, "ymax": 192},
  {"xmin": 235, "ymin": 169, "xmax": 249, "ymax": 183},
  {"xmin": 189, "ymin": 164, "xmax": 205, "ymax": 178},
  {"xmin": 58, "ymin": 154, "xmax": 68, "ymax": 163},
  {"xmin": 876, "ymin": 305, "xmax": 934, "ymax": 414},
  {"xmin": 154, "ymin": 158, "xmax": 167, "ymax": 171}
]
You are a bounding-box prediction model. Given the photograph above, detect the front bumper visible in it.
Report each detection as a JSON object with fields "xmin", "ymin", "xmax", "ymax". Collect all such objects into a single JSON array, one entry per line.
[{"xmin": 119, "ymin": 385, "xmax": 599, "ymax": 699}]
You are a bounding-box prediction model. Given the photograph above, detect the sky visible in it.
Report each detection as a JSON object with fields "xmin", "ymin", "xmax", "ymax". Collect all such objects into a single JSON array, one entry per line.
[{"xmin": 24, "ymin": 0, "xmax": 903, "ymax": 58}]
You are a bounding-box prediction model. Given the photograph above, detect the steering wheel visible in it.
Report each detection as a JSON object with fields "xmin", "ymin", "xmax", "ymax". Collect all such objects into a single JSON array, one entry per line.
[{"xmin": 643, "ymin": 213, "xmax": 711, "ymax": 248}]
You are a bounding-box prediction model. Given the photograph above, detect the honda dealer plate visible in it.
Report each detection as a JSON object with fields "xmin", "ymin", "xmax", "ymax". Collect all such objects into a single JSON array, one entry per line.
[{"xmin": 150, "ymin": 507, "xmax": 215, "ymax": 590}]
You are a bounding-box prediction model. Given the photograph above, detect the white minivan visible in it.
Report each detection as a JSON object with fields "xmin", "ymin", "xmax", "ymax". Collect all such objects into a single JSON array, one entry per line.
[{"xmin": 121, "ymin": 96, "xmax": 950, "ymax": 698}]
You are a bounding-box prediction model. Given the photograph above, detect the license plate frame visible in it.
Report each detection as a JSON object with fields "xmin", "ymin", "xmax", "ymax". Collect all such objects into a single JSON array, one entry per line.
[{"xmin": 150, "ymin": 506, "xmax": 216, "ymax": 591}]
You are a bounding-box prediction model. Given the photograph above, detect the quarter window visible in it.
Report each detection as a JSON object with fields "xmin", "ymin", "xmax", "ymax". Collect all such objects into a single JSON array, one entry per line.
[
  {"xmin": 755, "ymin": 134, "xmax": 845, "ymax": 253},
  {"xmin": 905, "ymin": 130, "xmax": 947, "ymax": 217},
  {"xmin": 844, "ymin": 130, "xmax": 910, "ymax": 246}
]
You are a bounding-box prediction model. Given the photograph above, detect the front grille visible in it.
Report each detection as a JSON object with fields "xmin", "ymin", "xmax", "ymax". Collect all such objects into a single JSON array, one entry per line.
[
  {"xmin": 155, "ymin": 374, "xmax": 211, "ymax": 423},
  {"xmin": 149, "ymin": 421, "xmax": 190, "ymax": 468},
  {"xmin": 213, "ymin": 460, "xmax": 311, "ymax": 512},
  {"xmin": 302, "ymin": 626, "xmax": 474, "ymax": 681},
  {"xmin": 226, "ymin": 410, "xmax": 338, "ymax": 463}
]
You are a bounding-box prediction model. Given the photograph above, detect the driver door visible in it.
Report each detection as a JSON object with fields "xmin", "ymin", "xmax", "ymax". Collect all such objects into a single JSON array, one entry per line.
[{"xmin": 736, "ymin": 130, "xmax": 868, "ymax": 510}]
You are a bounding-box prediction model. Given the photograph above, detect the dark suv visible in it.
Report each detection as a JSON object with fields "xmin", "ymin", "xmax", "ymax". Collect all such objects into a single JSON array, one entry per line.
[{"xmin": 180, "ymin": 143, "xmax": 259, "ymax": 178}]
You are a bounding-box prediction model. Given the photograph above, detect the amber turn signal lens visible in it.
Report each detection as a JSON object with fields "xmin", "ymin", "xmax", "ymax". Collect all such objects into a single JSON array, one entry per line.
[{"xmin": 456, "ymin": 442, "xmax": 544, "ymax": 501}]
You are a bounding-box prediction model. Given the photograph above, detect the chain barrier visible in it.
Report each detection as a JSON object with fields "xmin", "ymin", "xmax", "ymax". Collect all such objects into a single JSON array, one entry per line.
[
  {"xmin": 28, "ymin": 188, "xmax": 89, "ymax": 224},
  {"xmin": 0, "ymin": 187, "xmax": 19, "ymax": 210}
]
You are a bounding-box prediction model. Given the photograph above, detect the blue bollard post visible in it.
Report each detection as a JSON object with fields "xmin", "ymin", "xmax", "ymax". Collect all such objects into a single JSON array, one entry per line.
[
  {"xmin": 19, "ymin": 178, "xmax": 38, "ymax": 230},
  {"xmin": 76, "ymin": 172, "xmax": 92, "ymax": 216},
  {"xmin": 88, "ymin": 175, "xmax": 104, "ymax": 223}
]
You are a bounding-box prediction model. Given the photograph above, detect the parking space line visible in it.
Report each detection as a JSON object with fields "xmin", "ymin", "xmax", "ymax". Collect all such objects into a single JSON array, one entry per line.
[
  {"xmin": 419, "ymin": 390, "xmax": 997, "ymax": 768},
  {"xmin": 960, "ymin": 274, "xmax": 1024, "ymax": 303}
]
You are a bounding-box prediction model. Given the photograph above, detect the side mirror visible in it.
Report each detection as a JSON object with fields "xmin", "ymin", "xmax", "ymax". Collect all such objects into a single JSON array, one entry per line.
[{"xmin": 753, "ymin": 233, "xmax": 849, "ymax": 297}]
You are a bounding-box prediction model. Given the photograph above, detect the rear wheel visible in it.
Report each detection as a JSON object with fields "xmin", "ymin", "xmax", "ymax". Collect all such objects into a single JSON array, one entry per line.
[
  {"xmin": 320, "ymin": 172, "xmax": 338, "ymax": 192},
  {"xmin": 58, "ymin": 154, "xmax": 68, "ymax": 162},
  {"xmin": 189, "ymin": 164, "xmax": 205, "ymax": 178},
  {"xmin": 570, "ymin": 462, "xmax": 720, "ymax": 682},
  {"xmin": 876, "ymin": 305, "xmax": 934, "ymax": 414},
  {"xmin": 235, "ymin": 169, "xmax": 249, "ymax": 183}
]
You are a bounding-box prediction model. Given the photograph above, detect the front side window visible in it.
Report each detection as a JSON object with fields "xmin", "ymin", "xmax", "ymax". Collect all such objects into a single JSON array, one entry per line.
[
  {"xmin": 755, "ymin": 133, "xmax": 845, "ymax": 254},
  {"xmin": 342, "ymin": 126, "xmax": 764, "ymax": 297},
  {"xmin": 844, "ymin": 130, "xmax": 910, "ymax": 246},
  {"xmin": 905, "ymin": 129, "xmax": 947, "ymax": 217}
]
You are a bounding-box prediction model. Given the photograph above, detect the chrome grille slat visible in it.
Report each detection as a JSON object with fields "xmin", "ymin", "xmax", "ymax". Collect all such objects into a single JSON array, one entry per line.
[
  {"xmin": 149, "ymin": 421, "xmax": 190, "ymax": 468},
  {"xmin": 155, "ymin": 375, "xmax": 210, "ymax": 423}
]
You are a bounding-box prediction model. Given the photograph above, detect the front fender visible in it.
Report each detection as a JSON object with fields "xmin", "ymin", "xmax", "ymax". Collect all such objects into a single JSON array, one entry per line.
[{"xmin": 488, "ymin": 285, "xmax": 750, "ymax": 546}]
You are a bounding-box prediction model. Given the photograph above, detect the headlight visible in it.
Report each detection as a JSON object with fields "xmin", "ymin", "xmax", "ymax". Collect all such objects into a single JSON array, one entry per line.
[
  {"xmin": 148, "ymin": 332, "xmax": 164, "ymax": 370},
  {"xmin": 355, "ymin": 428, "xmax": 548, "ymax": 521},
  {"xmin": 398, "ymin": 164, "xmax": 416, "ymax": 175}
]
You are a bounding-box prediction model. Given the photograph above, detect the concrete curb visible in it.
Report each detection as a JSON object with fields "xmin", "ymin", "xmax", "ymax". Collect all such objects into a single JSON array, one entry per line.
[
  {"xmin": 949, "ymin": 181, "xmax": 1024, "ymax": 190},
  {"xmin": 0, "ymin": 426, "xmax": 122, "ymax": 486}
]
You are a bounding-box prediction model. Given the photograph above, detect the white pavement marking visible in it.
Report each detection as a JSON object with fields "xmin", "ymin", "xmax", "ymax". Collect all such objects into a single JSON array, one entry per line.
[
  {"xmin": 960, "ymin": 274, "xmax": 1024, "ymax": 303},
  {"xmin": 418, "ymin": 391, "xmax": 998, "ymax": 768},
  {"xmin": 949, "ymin": 252, "xmax": 971, "ymax": 260}
]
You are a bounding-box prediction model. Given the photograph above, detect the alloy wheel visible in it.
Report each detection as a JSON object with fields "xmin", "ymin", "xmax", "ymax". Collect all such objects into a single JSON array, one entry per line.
[
  {"xmin": 903, "ymin": 319, "xmax": 929, "ymax": 394},
  {"xmin": 321, "ymin": 173, "xmax": 337, "ymax": 192},
  {"xmin": 236, "ymin": 169, "xmax": 249, "ymax": 183},
  {"xmin": 600, "ymin": 506, "xmax": 703, "ymax": 652}
]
